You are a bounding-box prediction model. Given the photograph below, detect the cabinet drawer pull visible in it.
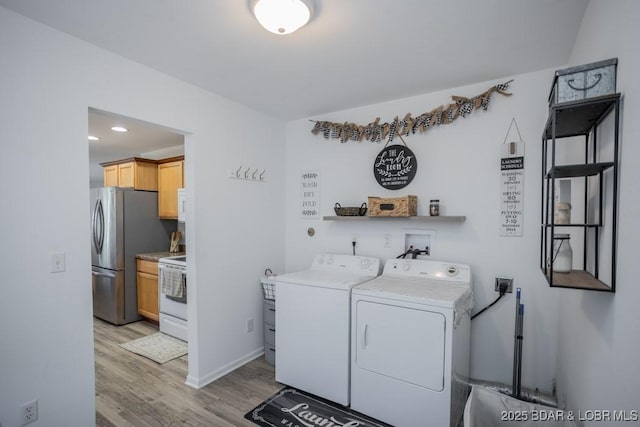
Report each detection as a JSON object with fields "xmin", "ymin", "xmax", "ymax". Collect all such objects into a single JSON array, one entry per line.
[
  {"xmin": 268, "ymin": 308, "xmax": 275, "ymax": 312},
  {"xmin": 268, "ymin": 328, "xmax": 276, "ymax": 332}
]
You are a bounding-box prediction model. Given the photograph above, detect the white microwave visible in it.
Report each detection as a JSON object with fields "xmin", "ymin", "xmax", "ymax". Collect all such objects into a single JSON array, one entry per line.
[{"xmin": 177, "ymin": 188, "xmax": 185, "ymax": 223}]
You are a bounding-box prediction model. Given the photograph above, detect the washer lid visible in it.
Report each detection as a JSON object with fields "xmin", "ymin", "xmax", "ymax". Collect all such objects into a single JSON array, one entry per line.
[
  {"xmin": 353, "ymin": 275, "xmax": 474, "ymax": 317},
  {"xmin": 274, "ymin": 269, "xmax": 378, "ymax": 290}
]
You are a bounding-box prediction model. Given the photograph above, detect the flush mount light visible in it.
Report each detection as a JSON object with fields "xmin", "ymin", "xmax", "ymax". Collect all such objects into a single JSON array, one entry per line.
[
  {"xmin": 251, "ymin": 0, "xmax": 313, "ymax": 35},
  {"xmin": 111, "ymin": 126, "xmax": 128, "ymax": 132},
  {"xmin": 88, "ymin": 135, "xmax": 100, "ymax": 141}
]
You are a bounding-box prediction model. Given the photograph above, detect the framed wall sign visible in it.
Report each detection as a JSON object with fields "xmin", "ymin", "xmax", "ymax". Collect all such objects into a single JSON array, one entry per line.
[
  {"xmin": 373, "ymin": 144, "xmax": 417, "ymax": 190},
  {"xmin": 300, "ymin": 170, "xmax": 320, "ymax": 219}
]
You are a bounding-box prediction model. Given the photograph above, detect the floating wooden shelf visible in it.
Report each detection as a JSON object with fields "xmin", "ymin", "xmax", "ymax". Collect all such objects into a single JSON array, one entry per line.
[{"xmin": 323, "ymin": 215, "xmax": 466, "ymax": 222}]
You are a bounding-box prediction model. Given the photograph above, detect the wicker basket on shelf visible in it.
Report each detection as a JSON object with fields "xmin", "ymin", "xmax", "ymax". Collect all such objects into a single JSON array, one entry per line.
[{"xmin": 334, "ymin": 202, "xmax": 368, "ymax": 216}]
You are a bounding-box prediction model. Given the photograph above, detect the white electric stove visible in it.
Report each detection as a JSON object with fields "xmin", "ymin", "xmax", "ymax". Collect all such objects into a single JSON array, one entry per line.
[{"xmin": 158, "ymin": 255, "xmax": 187, "ymax": 341}]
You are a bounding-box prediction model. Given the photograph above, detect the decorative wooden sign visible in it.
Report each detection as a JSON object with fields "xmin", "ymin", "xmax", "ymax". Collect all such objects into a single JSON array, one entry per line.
[
  {"xmin": 300, "ymin": 170, "xmax": 320, "ymax": 219},
  {"xmin": 500, "ymin": 119, "xmax": 524, "ymax": 237},
  {"xmin": 373, "ymin": 144, "xmax": 417, "ymax": 190}
]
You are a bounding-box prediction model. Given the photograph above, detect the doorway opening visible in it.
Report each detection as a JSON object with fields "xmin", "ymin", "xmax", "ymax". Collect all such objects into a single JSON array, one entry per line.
[{"xmin": 88, "ymin": 108, "xmax": 193, "ymax": 419}]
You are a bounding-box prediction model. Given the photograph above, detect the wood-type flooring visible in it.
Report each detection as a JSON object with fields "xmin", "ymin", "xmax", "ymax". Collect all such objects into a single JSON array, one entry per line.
[{"xmin": 94, "ymin": 318, "xmax": 281, "ymax": 426}]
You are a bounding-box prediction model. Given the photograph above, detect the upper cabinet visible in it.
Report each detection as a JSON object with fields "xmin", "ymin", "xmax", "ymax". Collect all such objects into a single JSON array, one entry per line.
[
  {"xmin": 100, "ymin": 158, "xmax": 158, "ymax": 191},
  {"xmin": 158, "ymin": 156, "xmax": 184, "ymax": 219}
]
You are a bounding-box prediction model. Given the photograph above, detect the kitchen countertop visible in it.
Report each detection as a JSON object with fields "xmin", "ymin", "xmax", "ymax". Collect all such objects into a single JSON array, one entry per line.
[{"xmin": 136, "ymin": 251, "xmax": 186, "ymax": 262}]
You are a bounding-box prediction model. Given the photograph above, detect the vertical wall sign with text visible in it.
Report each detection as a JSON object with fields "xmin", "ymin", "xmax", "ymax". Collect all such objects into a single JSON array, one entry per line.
[
  {"xmin": 500, "ymin": 119, "xmax": 525, "ymax": 237},
  {"xmin": 300, "ymin": 170, "xmax": 320, "ymax": 219},
  {"xmin": 373, "ymin": 144, "xmax": 417, "ymax": 190}
]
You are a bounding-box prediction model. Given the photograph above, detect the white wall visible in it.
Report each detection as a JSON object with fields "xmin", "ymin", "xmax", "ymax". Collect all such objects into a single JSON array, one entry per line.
[
  {"xmin": 0, "ymin": 6, "xmax": 286, "ymax": 427},
  {"xmin": 555, "ymin": 0, "xmax": 640, "ymax": 422},
  {"xmin": 285, "ymin": 70, "xmax": 561, "ymax": 390}
]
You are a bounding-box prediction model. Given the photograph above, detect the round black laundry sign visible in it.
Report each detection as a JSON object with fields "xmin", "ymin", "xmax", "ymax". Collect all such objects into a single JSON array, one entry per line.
[{"xmin": 373, "ymin": 144, "xmax": 417, "ymax": 190}]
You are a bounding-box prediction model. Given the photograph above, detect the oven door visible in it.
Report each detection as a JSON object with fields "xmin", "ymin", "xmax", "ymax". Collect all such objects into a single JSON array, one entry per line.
[{"xmin": 158, "ymin": 264, "xmax": 187, "ymax": 321}]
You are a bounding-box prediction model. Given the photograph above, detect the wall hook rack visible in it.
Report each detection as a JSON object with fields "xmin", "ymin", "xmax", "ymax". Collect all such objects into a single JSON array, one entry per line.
[{"xmin": 229, "ymin": 165, "xmax": 266, "ymax": 182}]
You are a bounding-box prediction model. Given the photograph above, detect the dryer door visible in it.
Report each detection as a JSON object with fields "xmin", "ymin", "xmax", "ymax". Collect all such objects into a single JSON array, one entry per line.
[{"xmin": 355, "ymin": 300, "xmax": 445, "ymax": 391}]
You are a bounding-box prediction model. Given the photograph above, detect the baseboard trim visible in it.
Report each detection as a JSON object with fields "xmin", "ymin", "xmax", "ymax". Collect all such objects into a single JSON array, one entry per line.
[{"xmin": 185, "ymin": 346, "xmax": 264, "ymax": 389}]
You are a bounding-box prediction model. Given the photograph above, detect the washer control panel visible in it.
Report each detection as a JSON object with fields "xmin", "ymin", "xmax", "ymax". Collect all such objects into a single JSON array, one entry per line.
[
  {"xmin": 313, "ymin": 254, "xmax": 381, "ymax": 274},
  {"xmin": 383, "ymin": 259, "xmax": 471, "ymax": 283}
]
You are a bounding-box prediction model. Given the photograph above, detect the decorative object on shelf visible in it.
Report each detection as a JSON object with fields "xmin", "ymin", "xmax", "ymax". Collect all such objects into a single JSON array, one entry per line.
[
  {"xmin": 373, "ymin": 141, "xmax": 417, "ymax": 190},
  {"xmin": 229, "ymin": 165, "xmax": 266, "ymax": 182},
  {"xmin": 550, "ymin": 234, "xmax": 573, "ymax": 273},
  {"xmin": 554, "ymin": 202, "xmax": 571, "ymax": 224},
  {"xmin": 309, "ymin": 80, "xmax": 513, "ymax": 143},
  {"xmin": 251, "ymin": 0, "xmax": 314, "ymax": 35},
  {"xmin": 368, "ymin": 195, "xmax": 417, "ymax": 217},
  {"xmin": 548, "ymin": 58, "xmax": 617, "ymax": 105},
  {"xmin": 334, "ymin": 202, "xmax": 367, "ymax": 216},
  {"xmin": 500, "ymin": 118, "xmax": 525, "ymax": 237},
  {"xmin": 429, "ymin": 199, "xmax": 440, "ymax": 216}
]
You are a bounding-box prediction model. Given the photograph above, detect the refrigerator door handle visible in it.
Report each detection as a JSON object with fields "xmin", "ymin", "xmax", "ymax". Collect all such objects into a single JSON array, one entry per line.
[
  {"xmin": 92, "ymin": 199, "xmax": 99, "ymax": 253},
  {"xmin": 96, "ymin": 199, "xmax": 104, "ymax": 254},
  {"xmin": 92, "ymin": 270, "xmax": 116, "ymax": 279}
]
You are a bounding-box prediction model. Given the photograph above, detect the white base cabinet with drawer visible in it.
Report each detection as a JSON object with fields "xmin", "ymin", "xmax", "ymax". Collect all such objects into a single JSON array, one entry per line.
[{"xmin": 263, "ymin": 300, "xmax": 276, "ymax": 365}]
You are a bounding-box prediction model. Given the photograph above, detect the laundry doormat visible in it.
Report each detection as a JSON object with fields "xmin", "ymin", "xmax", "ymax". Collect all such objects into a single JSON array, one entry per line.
[
  {"xmin": 120, "ymin": 332, "xmax": 187, "ymax": 364},
  {"xmin": 245, "ymin": 388, "xmax": 391, "ymax": 427}
]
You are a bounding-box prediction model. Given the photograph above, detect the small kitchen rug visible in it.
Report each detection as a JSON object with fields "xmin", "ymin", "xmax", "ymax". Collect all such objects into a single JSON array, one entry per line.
[
  {"xmin": 119, "ymin": 332, "xmax": 187, "ymax": 364},
  {"xmin": 244, "ymin": 388, "xmax": 391, "ymax": 427}
]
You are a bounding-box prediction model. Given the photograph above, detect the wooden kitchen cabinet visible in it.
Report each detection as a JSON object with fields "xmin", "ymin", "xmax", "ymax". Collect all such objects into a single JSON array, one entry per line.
[
  {"xmin": 136, "ymin": 259, "xmax": 159, "ymax": 321},
  {"xmin": 100, "ymin": 158, "xmax": 158, "ymax": 190},
  {"xmin": 158, "ymin": 156, "xmax": 184, "ymax": 219}
]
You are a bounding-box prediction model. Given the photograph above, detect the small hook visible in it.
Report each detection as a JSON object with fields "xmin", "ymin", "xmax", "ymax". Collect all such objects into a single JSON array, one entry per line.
[
  {"xmin": 235, "ymin": 165, "xmax": 242, "ymax": 178},
  {"xmin": 244, "ymin": 167, "xmax": 250, "ymax": 179},
  {"xmin": 259, "ymin": 170, "xmax": 266, "ymax": 181},
  {"xmin": 252, "ymin": 169, "xmax": 257, "ymax": 180}
]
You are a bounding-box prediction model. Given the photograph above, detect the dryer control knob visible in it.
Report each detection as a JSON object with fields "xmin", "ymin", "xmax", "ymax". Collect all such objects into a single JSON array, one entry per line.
[
  {"xmin": 327, "ymin": 256, "xmax": 334, "ymax": 265},
  {"xmin": 361, "ymin": 258, "xmax": 371, "ymax": 269},
  {"xmin": 447, "ymin": 266, "xmax": 459, "ymax": 276},
  {"xmin": 402, "ymin": 262, "xmax": 411, "ymax": 271}
]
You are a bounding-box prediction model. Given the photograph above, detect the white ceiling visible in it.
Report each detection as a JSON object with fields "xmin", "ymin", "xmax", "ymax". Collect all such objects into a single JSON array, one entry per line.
[
  {"xmin": 1, "ymin": 0, "xmax": 589, "ymax": 121},
  {"xmin": 4, "ymin": 0, "xmax": 589, "ymax": 183}
]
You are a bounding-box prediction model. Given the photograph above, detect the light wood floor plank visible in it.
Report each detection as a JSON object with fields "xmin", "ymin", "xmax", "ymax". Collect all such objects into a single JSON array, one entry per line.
[{"xmin": 94, "ymin": 318, "xmax": 281, "ymax": 426}]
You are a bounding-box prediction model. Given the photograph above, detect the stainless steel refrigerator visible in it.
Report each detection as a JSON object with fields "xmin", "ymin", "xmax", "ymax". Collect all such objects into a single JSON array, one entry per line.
[{"xmin": 91, "ymin": 187, "xmax": 172, "ymax": 325}]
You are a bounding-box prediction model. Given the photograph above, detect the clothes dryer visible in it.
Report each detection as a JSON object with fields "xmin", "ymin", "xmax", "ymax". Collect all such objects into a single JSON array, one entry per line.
[
  {"xmin": 350, "ymin": 258, "xmax": 473, "ymax": 427},
  {"xmin": 275, "ymin": 254, "xmax": 380, "ymax": 406}
]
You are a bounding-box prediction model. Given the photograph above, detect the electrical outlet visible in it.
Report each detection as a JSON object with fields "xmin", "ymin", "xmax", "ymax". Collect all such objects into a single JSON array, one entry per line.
[
  {"xmin": 246, "ymin": 318, "xmax": 254, "ymax": 333},
  {"xmin": 50, "ymin": 252, "xmax": 65, "ymax": 273},
  {"xmin": 20, "ymin": 399, "xmax": 38, "ymax": 425},
  {"xmin": 383, "ymin": 234, "xmax": 392, "ymax": 248},
  {"xmin": 495, "ymin": 277, "xmax": 513, "ymax": 293}
]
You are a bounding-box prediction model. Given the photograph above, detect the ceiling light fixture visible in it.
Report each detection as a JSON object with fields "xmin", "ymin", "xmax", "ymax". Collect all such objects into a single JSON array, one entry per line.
[
  {"xmin": 251, "ymin": 0, "xmax": 313, "ymax": 35},
  {"xmin": 111, "ymin": 126, "xmax": 128, "ymax": 132},
  {"xmin": 88, "ymin": 135, "xmax": 100, "ymax": 141}
]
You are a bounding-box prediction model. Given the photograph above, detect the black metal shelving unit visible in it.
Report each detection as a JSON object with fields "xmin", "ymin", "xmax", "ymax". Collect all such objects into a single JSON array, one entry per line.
[{"xmin": 540, "ymin": 93, "xmax": 620, "ymax": 292}]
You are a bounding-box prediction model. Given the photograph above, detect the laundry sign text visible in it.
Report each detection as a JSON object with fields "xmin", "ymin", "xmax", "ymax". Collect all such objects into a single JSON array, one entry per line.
[{"xmin": 300, "ymin": 170, "xmax": 321, "ymax": 219}]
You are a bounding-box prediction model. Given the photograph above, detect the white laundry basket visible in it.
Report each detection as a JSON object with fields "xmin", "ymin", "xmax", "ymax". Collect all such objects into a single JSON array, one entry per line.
[{"xmin": 464, "ymin": 386, "xmax": 578, "ymax": 427}]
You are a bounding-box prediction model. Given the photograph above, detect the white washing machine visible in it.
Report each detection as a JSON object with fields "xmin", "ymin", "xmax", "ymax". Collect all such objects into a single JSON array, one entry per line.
[
  {"xmin": 350, "ymin": 258, "xmax": 473, "ymax": 427},
  {"xmin": 275, "ymin": 254, "xmax": 381, "ymax": 406}
]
